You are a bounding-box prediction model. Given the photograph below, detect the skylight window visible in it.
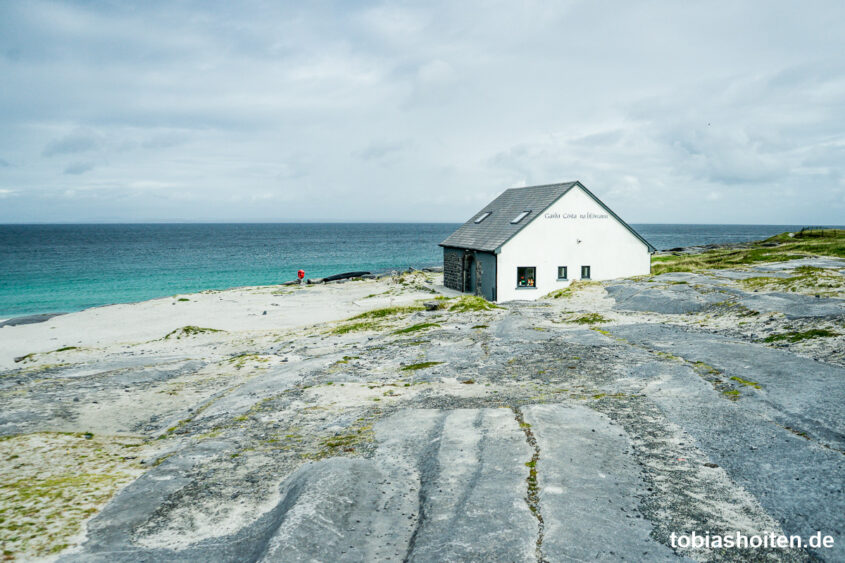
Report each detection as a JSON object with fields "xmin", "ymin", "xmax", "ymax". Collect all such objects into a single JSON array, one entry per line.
[
  {"xmin": 474, "ymin": 211, "xmax": 491, "ymax": 224},
  {"xmin": 510, "ymin": 210, "xmax": 531, "ymax": 224}
]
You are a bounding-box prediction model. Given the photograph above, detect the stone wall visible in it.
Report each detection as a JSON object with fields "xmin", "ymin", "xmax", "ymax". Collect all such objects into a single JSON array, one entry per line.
[
  {"xmin": 443, "ymin": 247, "xmax": 463, "ymax": 291},
  {"xmin": 474, "ymin": 257, "xmax": 483, "ymax": 296}
]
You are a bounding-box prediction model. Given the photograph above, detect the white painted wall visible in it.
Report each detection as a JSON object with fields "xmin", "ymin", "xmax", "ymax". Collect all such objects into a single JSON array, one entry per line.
[{"xmin": 495, "ymin": 185, "xmax": 651, "ymax": 302}]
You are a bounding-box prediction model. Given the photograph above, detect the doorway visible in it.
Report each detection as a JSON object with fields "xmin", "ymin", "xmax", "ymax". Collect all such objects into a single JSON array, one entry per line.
[{"xmin": 463, "ymin": 254, "xmax": 476, "ymax": 294}]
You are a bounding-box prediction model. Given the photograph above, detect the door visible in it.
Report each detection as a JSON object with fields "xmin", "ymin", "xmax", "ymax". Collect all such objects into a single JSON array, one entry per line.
[{"xmin": 464, "ymin": 254, "xmax": 475, "ymax": 293}]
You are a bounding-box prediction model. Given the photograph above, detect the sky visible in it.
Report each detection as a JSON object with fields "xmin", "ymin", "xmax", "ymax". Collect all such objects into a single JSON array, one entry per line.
[{"xmin": 1, "ymin": 1, "xmax": 844, "ymax": 224}]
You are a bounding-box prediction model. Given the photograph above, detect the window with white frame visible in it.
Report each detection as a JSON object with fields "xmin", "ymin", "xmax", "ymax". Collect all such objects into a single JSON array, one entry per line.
[
  {"xmin": 517, "ymin": 266, "xmax": 536, "ymax": 287},
  {"xmin": 510, "ymin": 210, "xmax": 531, "ymax": 224}
]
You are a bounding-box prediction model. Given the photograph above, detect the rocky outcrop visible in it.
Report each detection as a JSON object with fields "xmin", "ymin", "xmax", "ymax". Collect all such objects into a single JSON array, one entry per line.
[{"xmin": 1, "ymin": 258, "xmax": 843, "ymax": 561}]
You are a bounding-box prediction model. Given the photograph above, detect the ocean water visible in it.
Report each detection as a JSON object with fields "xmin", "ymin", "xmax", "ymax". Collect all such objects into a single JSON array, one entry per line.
[{"xmin": 0, "ymin": 223, "xmax": 835, "ymax": 318}]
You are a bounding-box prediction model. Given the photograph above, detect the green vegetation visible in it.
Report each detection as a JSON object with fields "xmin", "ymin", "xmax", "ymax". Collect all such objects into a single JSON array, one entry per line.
[
  {"xmin": 308, "ymin": 421, "xmax": 376, "ymax": 458},
  {"xmin": 401, "ymin": 361, "xmax": 444, "ymax": 371},
  {"xmin": 783, "ymin": 426, "xmax": 810, "ymax": 440},
  {"xmin": 349, "ymin": 305, "xmax": 424, "ymax": 321},
  {"xmin": 650, "ymin": 350, "xmax": 683, "ymax": 362},
  {"xmin": 711, "ymin": 300, "xmax": 760, "ymax": 317},
  {"xmin": 722, "ymin": 389, "xmax": 741, "ymax": 399},
  {"xmin": 0, "ymin": 432, "xmax": 146, "ymax": 559},
  {"xmin": 227, "ymin": 353, "xmax": 271, "ymax": 369},
  {"xmin": 331, "ymin": 305, "xmax": 426, "ymax": 335},
  {"xmin": 511, "ymin": 406, "xmax": 543, "ymax": 560},
  {"xmin": 321, "ymin": 427, "xmax": 372, "ymax": 449},
  {"xmin": 336, "ymin": 355, "xmax": 360, "ymax": 364},
  {"xmin": 763, "ymin": 328, "xmax": 838, "ymax": 343},
  {"xmin": 449, "ymin": 295, "xmax": 500, "ymax": 312},
  {"xmin": 652, "ymin": 229, "xmax": 845, "ymax": 274},
  {"xmin": 177, "ymin": 298, "xmax": 190, "ymax": 302},
  {"xmin": 692, "ymin": 361, "xmax": 720, "ymax": 376},
  {"xmin": 730, "ymin": 376, "xmax": 761, "ymax": 389},
  {"xmin": 393, "ymin": 322, "xmax": 440, "ymax": 335},
  {"xmin": 13, "ymin": 353, "xmax": 36, "ymax": 363},
  {"xmin": 569, "ymin": 313, "xmax": 610, "ymax": 325},
  {"xmin": 545, "ymin": 287, "xmax": 574, "ymax": 299},
  {"xmin": 544, "ymin": 280, "xmax": 596, "ymax": 299},
  {"xmin": 164, "ymin": 325, "xmax": 223, "ymax": 339},
  {"xmin": 739, "ymin": 265, "xmax": 844, "ymax": 296},
  {"xmin": 471, "ymin": 324, "xmax": 489, "ymax": 329},
  {"xmin": 331, "ymin": 320, "xmax": 382, "ymax": 334},
  {"xmin": 398, "ymin": 339, "xmax": 428, "ymax": 347}
]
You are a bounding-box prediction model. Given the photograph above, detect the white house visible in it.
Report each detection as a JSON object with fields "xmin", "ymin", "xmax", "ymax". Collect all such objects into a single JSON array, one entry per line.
[{"xmin": 439, "ymin": 181, "xmax": 655, "ymax": 302}]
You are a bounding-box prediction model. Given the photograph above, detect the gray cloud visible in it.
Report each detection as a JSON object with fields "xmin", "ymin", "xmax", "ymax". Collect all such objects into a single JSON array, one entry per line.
[
  {"xmin": 0, "ymin": 0, "xmax": 843, "ymax": 223},
  {"xmin": 63, "ymin": 161, "xmax": 94, "ymax": 175},
  {"xmin": 353, "ymin": 140, "xmax": 408, "ymax": 162},
  {"xmin": 42, "ymin": 130, "xmax": 100, "ymax": 157}
]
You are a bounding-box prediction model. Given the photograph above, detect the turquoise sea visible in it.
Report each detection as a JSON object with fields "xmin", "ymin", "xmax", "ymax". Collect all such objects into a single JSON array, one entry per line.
[{"xmin": 0, "ymin": 223, "xmax": 836, "ymax": 318}]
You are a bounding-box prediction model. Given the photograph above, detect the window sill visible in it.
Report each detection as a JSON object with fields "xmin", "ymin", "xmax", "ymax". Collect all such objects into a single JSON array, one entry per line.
[
  {"xmin": 556, "ymin": 278, "xmax": 568, "ymax": 282},
  {"xmin": 515, "ymin": 286, "xmax": 538, "ymax": 290}
]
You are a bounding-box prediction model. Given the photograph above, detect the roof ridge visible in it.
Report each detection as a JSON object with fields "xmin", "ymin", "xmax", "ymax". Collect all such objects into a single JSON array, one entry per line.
[
  {"xmin": 504, "ymin": 180, "xmax": 577, "ymax": 192},
  {"xmin": 439, "ymin": 181, "xmax": 656, "ymax": 253}
]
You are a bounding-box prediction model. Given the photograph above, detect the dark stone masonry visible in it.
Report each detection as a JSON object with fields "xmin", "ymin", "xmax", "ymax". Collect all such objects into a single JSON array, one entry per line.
[{"xmin": 442, "ymin": 247, "xmax": 463, "ymax": 291}]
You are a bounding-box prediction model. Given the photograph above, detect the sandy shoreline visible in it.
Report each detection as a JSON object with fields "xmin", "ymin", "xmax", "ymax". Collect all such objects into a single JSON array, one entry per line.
[{"xmin": 0, "ymin": 273, "xmax": 449, "ymax": 371}]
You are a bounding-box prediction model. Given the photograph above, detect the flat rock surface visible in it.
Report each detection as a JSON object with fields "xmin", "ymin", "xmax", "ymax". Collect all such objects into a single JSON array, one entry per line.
[{"xmin": 1, "ymin": 265, "xmax": 842, "ymax": 561}]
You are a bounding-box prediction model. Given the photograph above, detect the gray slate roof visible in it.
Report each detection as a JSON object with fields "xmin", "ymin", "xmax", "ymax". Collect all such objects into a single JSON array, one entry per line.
[{"xmin": 439, "ymin": 181, "xmax": 656, "ymax": 253}]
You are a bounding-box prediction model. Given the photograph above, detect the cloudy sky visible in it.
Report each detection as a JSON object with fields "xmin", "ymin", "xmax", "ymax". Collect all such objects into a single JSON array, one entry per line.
[{"xmin": 1, "ymin": 1, "xmax": 843, "ymax": 223}]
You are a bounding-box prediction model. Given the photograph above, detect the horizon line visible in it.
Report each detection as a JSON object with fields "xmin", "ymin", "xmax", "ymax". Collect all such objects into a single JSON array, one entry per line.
[{"xmin": 1, "ymin": 221, "xmax": 843, "ymax": 227}]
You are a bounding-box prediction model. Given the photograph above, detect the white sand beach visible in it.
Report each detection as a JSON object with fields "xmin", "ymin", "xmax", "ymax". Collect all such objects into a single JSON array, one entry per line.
[{"xmin": 0, "ymin": 275, "xmax": 445, "ymax": 371}]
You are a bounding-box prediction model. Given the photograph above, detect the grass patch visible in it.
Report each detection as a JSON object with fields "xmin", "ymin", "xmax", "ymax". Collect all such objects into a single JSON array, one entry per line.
[
  {"xmin": 652, "ymin": 229, "xmax": 845, "ymax": 274},
  {"xmin": 331, "ymin": 305, "xmax": 425, "ymax": 335},
  {"xmin": 393, "ymin": 322, "xmax": 440, "ymax": 335},
  {"xmin": 544, "ymin": 280, "xmax": 597, "ymax": 299},
  {"xmin": 331, "ymin": 320, "xmax": 383, "ymax": 334},
  {"xmin": 722, "ymin": 389, "xmax": 741, "ymax": 399},
  {"xmin": 336, "ymin": 355, "xmax": 360, "ymax": 364},
  {"xmin": 401, "ymin": 361, "xmax": 444, "ymax": 371},
  {"xmin": 569, "ymin": 313, "xmax": 610, "ymax": 324},
  {"xmin": 227, "ymin": 353, "xmax": 271, "ymax": 369},
  {"xmin": 739, "ymin": 267, "xmax": 844, "ymax": 296},
  {"xmin": 164, "ymin": 325, "xmax": 223, "ymax": 339},
  {"xmin": 449, "ymin": 295, "xmax": 500, "ymax": 312},
  {"xmin": 730, "ymin": 376, "xmax": 762, "ymax": 389},
  {"xmin": 762, "ymin": 328, "xmax": 838, "ymax": 343},
  {"xmin": 176, "ymin": 298, "xmax": 190, "ymax": 302},
  {"xmin": 349, "ymin": 305, "xmax": 424, "ymax": 321},
  {"xmin": 315, "ymin": 423, "xmax": 375, "ymax": 457},
  {"xmin": 0, "ymin": 433, "xmax": 147, "ymax": 559},
  {"xmin": 692, "ymin": 361, "xmax": 720, "ymax": 375}
]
